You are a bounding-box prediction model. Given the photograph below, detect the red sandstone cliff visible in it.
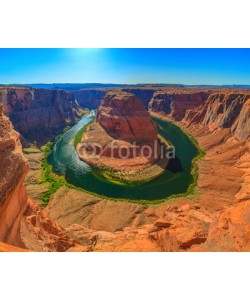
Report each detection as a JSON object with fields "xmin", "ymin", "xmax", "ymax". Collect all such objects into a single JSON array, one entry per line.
[
  {"xmin": 72, "ymin": 89, "xmax": 106, "ymax": 109},
  {"xmin": 72, "ymin": 87, "xmax": 156, "ymax": 110},
  {"xmin": 77, "ymin": 91, "xmax": 162, "ymax": 174},
  {"xmin": 0, "ymin": 87, "xmax": 83, "ymax": 145},
  {"xmin": 122, "ymin": 88, "xmax": 156, "ymax": 108},
  {"xmin": 184, "ymin": 91, "xmax": 250, "ymax": 141},
  {"xmin": 0, "ymin": 104, "xmax": 29, "ymax": 244},
  {"xmin": 235, "ymin": 98, "xmax": 250, "ymax": 140},
  {"xmin": 147, "ymin": 89, "xmax": 250, "ymax": 251},
  {"xmin": 0, "ymin": 104, "xmax": 80, "ymax": 251},
  {"xmin": 149, "ymin": 89, "xmax": 210, "ymax": 120},
  {"xmin": 97, "ymin": 91, "xmax": 158, "ymax": 143}
]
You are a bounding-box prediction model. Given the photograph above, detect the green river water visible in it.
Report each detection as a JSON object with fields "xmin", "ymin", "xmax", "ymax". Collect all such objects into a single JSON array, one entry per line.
[{"xmin": 48, "ymin": 112, "xmax": 199, "ymax": 201}]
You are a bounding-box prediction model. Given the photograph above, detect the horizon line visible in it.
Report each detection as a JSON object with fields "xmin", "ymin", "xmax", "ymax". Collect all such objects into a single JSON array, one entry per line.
[{"xmin": 1, "ymin": 82, "xmax": 250, "ymax": 87}]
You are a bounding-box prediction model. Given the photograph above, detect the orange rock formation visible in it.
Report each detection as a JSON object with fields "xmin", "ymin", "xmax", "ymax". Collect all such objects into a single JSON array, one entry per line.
[
  {"xmin": 1, "ymin": 88, "xmax": 250, "ymax": 252},
  {"xmin": 149, "ymin": 89, "xmax": 210, "ymax": 120},
  {"xmin": 77, "ymin": 91, "xmax": 162, "ymax": 173},
  {"xmin": 0, "ymin": 104, "xmax": 80, "ymax": 251},
  {"xmin": 0, "ymin": 104, "xmax": 29, "ymax": 244}
]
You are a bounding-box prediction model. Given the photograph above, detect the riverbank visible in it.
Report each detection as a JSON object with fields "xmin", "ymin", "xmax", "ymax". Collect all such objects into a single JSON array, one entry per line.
[
  {"xmin": 90, "ymin": 148, "xmax": 169, "ymax": 186},
  {"xmin": 152, "ymin": 113, "xmax": 206, "ymax": 198},
  {"xmin": 73, "ymin": 118, "xmax": 95, "ymax": 148},
  {"xmin": 22, "ymin": 110, "xmax": 205, "ymax": 207},
  {"xmin": 35, "ymin": 113, "xmax": 202, "ymax": 205},
  {"xmin": 150, "ymin": 111, "xmax": 246, "ymax": 209},
  {"xmin": 23, "ymin": 146, "xmax": 50, "ymax": 205},
  {"xmin": 26, "ymin": 110, "xmax": 245, "ymax": 214}
]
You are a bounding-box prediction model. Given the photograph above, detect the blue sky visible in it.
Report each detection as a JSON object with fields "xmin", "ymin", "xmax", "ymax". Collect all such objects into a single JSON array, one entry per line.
[{"xmin": 0, "ymin": 48, "xmax": 249, "ymax": 85}]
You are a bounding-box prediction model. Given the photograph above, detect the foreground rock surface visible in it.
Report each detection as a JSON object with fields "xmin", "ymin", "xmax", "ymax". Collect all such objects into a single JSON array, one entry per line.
[
  {"xmin": 19, "ymin": 199, "xmax": 79, "ymax": 252},
  {"xmin": 190, "ymin": 200, "xmax": 250, "ymax": 251}
]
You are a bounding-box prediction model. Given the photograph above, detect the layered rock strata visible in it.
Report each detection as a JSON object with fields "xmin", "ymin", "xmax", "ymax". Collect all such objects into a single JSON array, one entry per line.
[
  {"xmin": 72, "ymin": 89, "xmax": 106, "ymax": 109},
  {"xmin": 0, "ymin": 104, "xmax": 29, "ymax": 244},
  {"xmin": 184, "ymin": 91, "xmax": 250, "ymax": 141},
  {"xmin": 122, "ymin": 88, "xmax": 156, "ymax": 108},
  {"xmin": 149, "ymin": 90, "xmax": 211, "ymax": 120},
  {"xmin": 0, "ymin": 87, "xmax": 83, "ymax": 145},
  {"xmin": 0, "ymin": 105, "xmax": 80, "ymax": 251}
]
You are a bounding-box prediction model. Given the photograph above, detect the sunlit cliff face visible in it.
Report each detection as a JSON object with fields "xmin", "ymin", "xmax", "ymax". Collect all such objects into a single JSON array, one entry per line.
[{"xmin": 0, "ymin": 104, "xmax": 29, "ymax": 244}]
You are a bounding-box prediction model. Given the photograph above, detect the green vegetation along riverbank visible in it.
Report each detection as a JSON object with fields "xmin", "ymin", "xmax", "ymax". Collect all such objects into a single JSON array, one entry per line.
[
  {"xmin": 72, "ymin": 118, "xmax": 95, "ymax": 148},
  {"xmin": 40, "ymin": 115, "xmax": 205, "ymax": 205}
]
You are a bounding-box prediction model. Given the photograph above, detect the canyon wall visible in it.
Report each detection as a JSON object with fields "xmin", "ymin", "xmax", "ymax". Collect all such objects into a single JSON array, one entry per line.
[
  {"xmin": 149, "ymin": 90, "xmax": 210, "ymax": 120},
  {"xmin": 0, "ymin": 87, "xmax": 83, "ymax": 145},
  {"xmin": 72, "ymin": 89, "xmax": 106, "ymax": 109},
  {"xmin": 71, "ymin": 87, "xmax": 210, "ymax": 115},
  {"xmin": 0, "ymin": 104, "xmax": 80, "ymax": 251},
  {"xmin": 184, "ymin": 91, "xmax": 250, "ymax": 141},
  {"xmin": 122, "ymin": 88, "xmax": 156, "ymax": 108},
  {"xmin": 0, "ymin": 104, "xmax": 29, "ymax": 244},
  {"xmin": 147, "ymin": 89, "xmax": 250, "ymax": 252},
  {"xmin": 72, "ymin": 88, "xmax": 156, "ymax": 110}
]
